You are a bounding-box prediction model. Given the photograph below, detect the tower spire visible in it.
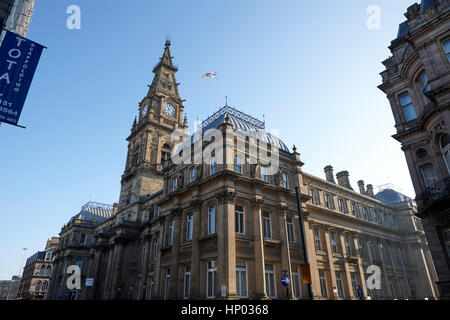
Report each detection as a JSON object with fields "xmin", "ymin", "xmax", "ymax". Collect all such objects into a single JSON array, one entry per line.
[{"xmin": 147, "ymin": 40, "xmax": 181, "ymax": 100}]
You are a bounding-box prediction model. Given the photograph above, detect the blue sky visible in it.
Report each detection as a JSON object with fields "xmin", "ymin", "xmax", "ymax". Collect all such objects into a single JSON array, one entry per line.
[{"xmin": 0, "ymin": 0, "xmax": 417, "ymax": 279}]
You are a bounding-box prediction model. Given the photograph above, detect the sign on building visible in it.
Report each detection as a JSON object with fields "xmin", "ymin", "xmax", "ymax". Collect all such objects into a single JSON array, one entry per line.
[{"xmin": 0, "ymin": 28, "xmax": 44, "ymax": 127}]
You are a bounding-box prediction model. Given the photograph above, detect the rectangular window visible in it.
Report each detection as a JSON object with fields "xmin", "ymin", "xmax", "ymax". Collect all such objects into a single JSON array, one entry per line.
[
  {"xmin": 172, "ymin": 177, "xmax": 178, "ymax": 191},
  {"xmin": 79, "ymin": 233, "xmax": 87, "ymax": 245},
  {"xmin": 152, "ymin": 239, "xmax": 158, "ymax": 260},
  {"xmin": 443, "ymin": 39, "xmax": 450, "ymax": 62},
  {"xmin": 235, "ymin": 205, "xmax": 245, "ymax": 234},
  {"xmin": 369, "ymin": 241, "xmax": 377, "ymax": 261},
  {"xmin": 351, "ymin": 202, "xmax": 357, "ymax": 216},
  {"xmin": 207, "ymin": 261, "xmax": 217, "ymax": 298},
  {"xmin": 260, "ymin": 166, "xmax": 268, "ymax": 182},
  {"xmin": 338, "ymin": 198, "xmax": 345, "ymax": 213},
  {"xmin": 282, "ymin": 173, "xmax": 289, "ymax": 189},
  {"xmin": 389, "ymin": 278, "xmax": 396, "ymax": 298},
  {"xmin": 141, "ymin": 245, "xmax": 146, "ymax": 262},
  {"xmin": 210, "ymin": 157, "xmax": 216, "ymax": 175},
  {"xmin": 168, "ymin": 220, "xmax": 174, "ymax": 246},
  {"xmin": 319, "ymin": 271, "xmax": 328, "ymax": 298},
  {"xmin": 208, "ymin": 206, "xmax": 216, "ymax": 235},
  {"xmin": 148, "ymin": 276, "xmax": 154, "ymax": 300},
  {"xmin": 400, "ymin": 247, "xmax": 407, "ymax": 265},
  {"xmin": 190, "ymin": 167, "xmax": 196, "ymax": 182},
  {"xmin": 264, "ymin": 264, "xmax": 276, "ymax": 298},
  {"xmin": 398, "ymin": 279, "xmax": 405, "ymax": 298},
  {"xmin": 164, "ymin": 269, "xmax": 170, "ymax": 300},
  {"xmin": 330, "ymin": 232, "xmax": 338, "ymax": 254},
  {"xmin": 421, "ymin": 165, "xmax": 438, "ymax": 187},
  {"xmin": 324, "ymin": 193, "xmax": 330, "ymax": 209},
  {"xmin": 351, "ymin": 273, "xmax": 358, "ymax": 297},
  {"xmin": 363, "ymin": 207, "xmax": 369, "ymax": 220},
  {"xmin": 236, "ymin": 261, "xmax": 248, "ymax": 298},
  {"xmin": 286, "ymin": 218, "xmax": 295, "ymax": 243},
  {"xmin": 399, "ymin": 92, "xmax": 417, "ymax": 121},
  {"xmin": 186, "ymin": 214, "xmax": 193, "ymax": 241},
  {"xmin": 315, "ymin": 228, "xmax": 322, "ymax": 251},
  {"xmin": 235, "ymin": 157, "xmax": 242, "ymax": 174},
  {"xmin": 373, "ymin": 210, "xmax": 380, "ymax": 224},
  {"xmin": 309, "ymin": 189, "xmax": 315, "ymax": 204},
  {"xmin": 358, "ymin": 238, "xmax": 365, "ymax": 259},
  {"xmin": 184, "ymin": 265, "xmax": 191, "ymax": 299},
  {"xmin": 380, "ymin": 243, "xmax": 388, "ymax": 262},
  {"xmin": 345, "ymin": 234, "xmax": 352, "ymax": 256},
  {"xmin": 292, "ymin": 270, "xmax": 301, "ymax": 298},
  {"xmin": 156, "ymin": 206, "xmax": 161, "ymax": 217},
  {"xmin": 335, "ymin": 273, "xmax": 344, "ymax": 299},
  {"xmin": 263, "ymin": 213, "xmax": 272, "ymax": 239}
]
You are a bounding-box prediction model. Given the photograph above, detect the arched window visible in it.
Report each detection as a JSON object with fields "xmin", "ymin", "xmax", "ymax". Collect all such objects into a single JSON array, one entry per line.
[
  {"xmin": 35, "ymin": 281, "xmax": 41, "ymax": 292},
  {"xmin": 45, "ymin": 266, "xmax": 52, "ymax": 277},
  {"xmin": 39, "ymin": 266, "xmax": 45, "ymax": 276},
  {"xmin": 441, "ymin": 134, "xmax": 450, "ymax": 174},
  {"xmin": 42, "ymin": 281, "xmax": 48, "ymax": 292}
]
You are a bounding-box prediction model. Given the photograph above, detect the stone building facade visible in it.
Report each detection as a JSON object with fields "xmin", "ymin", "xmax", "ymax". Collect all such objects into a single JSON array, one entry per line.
[
  {"xmin": 17, "ymin": 237, "xmax": 59, "ymax": 300},
  {"xmin": 0, "ymin": 276, "xmax": 21, "ymax": 300},
  {"xmin": 378, "ymin": 0, "xmax": 450, "ymax": 298},
  {"xmin": 48, "ymin": 40, "xmax": 438, "ymax": 300},
  {"xmin": 46, "ymin": 202, "xmax": 114, "ymax": 300}
]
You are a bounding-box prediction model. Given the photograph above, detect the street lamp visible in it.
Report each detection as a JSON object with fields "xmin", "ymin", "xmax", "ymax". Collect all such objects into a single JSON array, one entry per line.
[{"xmin": 7, "ymin": 248, "xmax": 28, "ymax": 300}]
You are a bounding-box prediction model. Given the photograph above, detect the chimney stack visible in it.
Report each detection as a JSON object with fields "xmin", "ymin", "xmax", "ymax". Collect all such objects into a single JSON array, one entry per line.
[
  {"xmin": 324, "ymin": 166, "xmax": 336, "ymax": 184},
  {"xmin": 336, "ymin": 171, "xmax": 353, "ymax": 190},
  {"xmin": 366, "ymin": 184, "xmax": 375, "ymax": 198},
  {"xmin": 358, "ymin": 180, "xmax": 366, "ymax": 194}
]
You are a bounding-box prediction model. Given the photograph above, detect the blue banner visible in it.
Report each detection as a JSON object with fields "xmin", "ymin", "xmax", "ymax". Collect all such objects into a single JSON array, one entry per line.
[{"xmin": 0, "ymin": 29, "xmax": 44, "ymax": 126}]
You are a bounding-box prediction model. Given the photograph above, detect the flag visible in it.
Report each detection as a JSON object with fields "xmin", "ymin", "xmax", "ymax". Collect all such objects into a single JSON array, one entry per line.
[{"xmin": 201, "ymin": 72, "xmax": 216, "ymax": 78}]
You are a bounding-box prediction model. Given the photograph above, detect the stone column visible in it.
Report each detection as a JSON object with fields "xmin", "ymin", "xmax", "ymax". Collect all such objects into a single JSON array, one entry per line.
[
  {"xmin": 340, "ymin": 231, "xmax": 353, "ymax": 300},
  {"xmin": 141, "ymin": 235, "xmax": 152, "ymax": 300},
  {"xmin": 110, "ymin": 239, "xmax": 126, "ymax": 300},
  {"xmin": 323, "ymin": 227, "xmax": 337, "ymax": 299},
  {"xmin": 216, "ymin": 189, "xmax": 238, "ymax": 299},
  {"xmin": 353, "ymin": 234, "xmax": 368, "ymax": 299},
  {"xmin": 377, "ymin": 241, "xmax": 390, "ymax": 300},
  {"xmin": 169, "ymin": 209, "xmax": 182, "ymax": 299},
  {"xmin": 278, "ymin": 203, "xmax": 294, "ymax": 299},
  {"xmin": 153, "ymin": 225, "xmax": 164, "ymax": 299},
  {"xmin": 102, "ymin": 245, "xmax": 115, "ymax": 300},
  {"xmin": 252, "ymin": 195, "xmax": 267, "ymax": 299},
  {"xmin": 190, "ymin": 200, "xmax": 202, "ymax": 299},
  {"xmin": 304, "ymin": 222, "xmax": 320, "ymax": 299}
]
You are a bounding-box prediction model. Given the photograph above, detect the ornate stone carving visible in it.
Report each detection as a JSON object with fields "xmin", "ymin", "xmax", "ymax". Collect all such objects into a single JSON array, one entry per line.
[{"xmin": 215, "ymin": 189, "xmax": 236, "ymax": 205}]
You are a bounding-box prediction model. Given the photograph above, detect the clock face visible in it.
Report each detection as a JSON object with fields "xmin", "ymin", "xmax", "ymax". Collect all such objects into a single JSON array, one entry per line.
[
  {"xmin": 163, "ymin": 103, "xmax": 176, "ymax": 117},
  {"xmin": 141, "ymin": 105, "xmax": 148, "ymax": 117}
]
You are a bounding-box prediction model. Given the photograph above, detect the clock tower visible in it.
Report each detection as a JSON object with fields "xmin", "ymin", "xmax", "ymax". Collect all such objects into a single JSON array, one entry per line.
[{"xmin": 119, "ymin": 40, "xmax": 187, "ymax": 206}]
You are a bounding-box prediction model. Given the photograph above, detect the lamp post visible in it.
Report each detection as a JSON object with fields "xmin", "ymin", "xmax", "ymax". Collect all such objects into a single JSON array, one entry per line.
[
  {"xmin": 295, "ymin": 187, "xmax": 313, "ymax": 300},
  {"xmin": 7, "ymin": 248, "xmax": 28, "ymax": 300}
]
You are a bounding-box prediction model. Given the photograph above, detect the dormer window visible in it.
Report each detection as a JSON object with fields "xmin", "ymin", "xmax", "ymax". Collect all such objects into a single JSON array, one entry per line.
[
  {"xmin": 399, "ymin": 92, "xmax": 417, "ymax": 121},
  {"xmin": 172, "ymin": 177, "xmax": 178, "ymax": 191}
]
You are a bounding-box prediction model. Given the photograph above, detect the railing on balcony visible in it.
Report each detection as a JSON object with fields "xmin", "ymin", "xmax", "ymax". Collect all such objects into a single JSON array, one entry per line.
[{"xmin": 419, "ymin": 177, "xmax": 450, "ymax": 209}]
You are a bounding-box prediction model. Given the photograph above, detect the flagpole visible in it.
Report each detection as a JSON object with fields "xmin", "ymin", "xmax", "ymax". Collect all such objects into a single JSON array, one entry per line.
[{"xmin": 216, "ymin": 73, "xmax": 218, "ymax": 112}]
